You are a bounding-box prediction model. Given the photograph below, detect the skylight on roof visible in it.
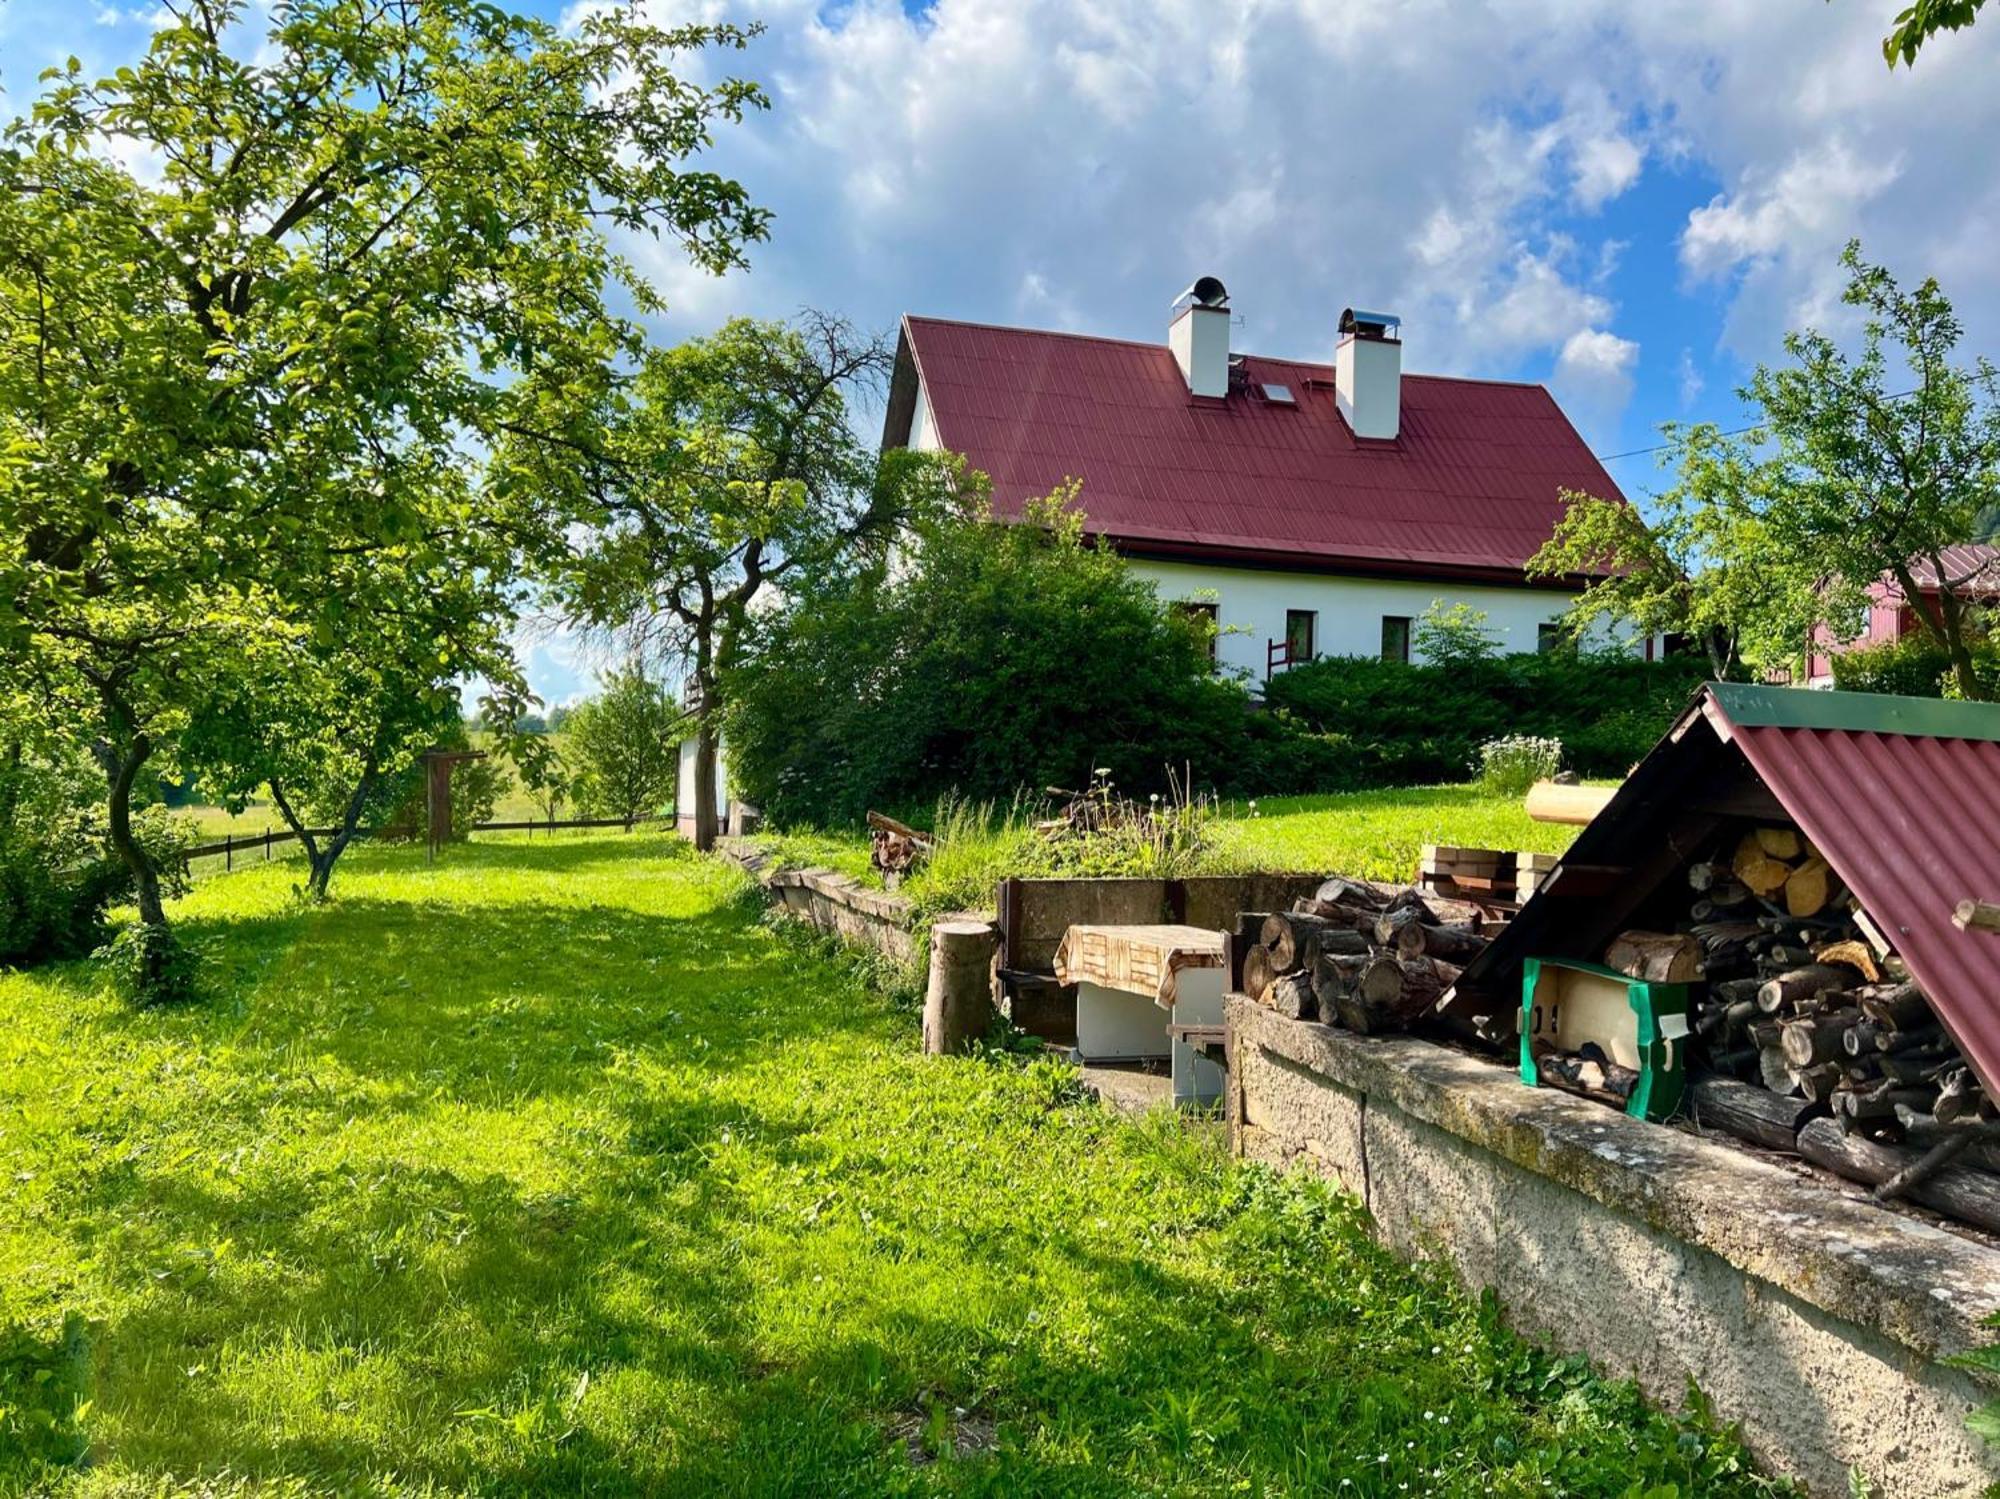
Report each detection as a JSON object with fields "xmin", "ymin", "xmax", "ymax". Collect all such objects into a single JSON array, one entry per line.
[{"xmin": 1261, "ymin": 383, "xmax": 1296, "ymax": 405}]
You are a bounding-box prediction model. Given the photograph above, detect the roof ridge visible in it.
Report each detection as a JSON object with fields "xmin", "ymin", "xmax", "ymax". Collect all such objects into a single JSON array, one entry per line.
[{"xmin": 903, "ymin": 313, "xmax": 1551, "ymax": 392}]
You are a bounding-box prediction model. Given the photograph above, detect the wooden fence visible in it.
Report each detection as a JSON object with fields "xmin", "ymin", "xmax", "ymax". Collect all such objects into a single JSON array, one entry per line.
[{"xmin": 184, "ymin": 814, "xmax": 672, "ymax": 872}]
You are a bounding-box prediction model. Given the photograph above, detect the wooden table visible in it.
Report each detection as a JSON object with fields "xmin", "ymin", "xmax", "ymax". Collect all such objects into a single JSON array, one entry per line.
[{"xmin": 1054, "ymin": 924, "xmax": 1227, "ymax": 1106}]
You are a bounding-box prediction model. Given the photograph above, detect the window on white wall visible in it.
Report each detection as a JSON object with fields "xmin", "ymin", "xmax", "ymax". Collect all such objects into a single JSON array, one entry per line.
[
  {"xmin": 1538, "ymin": 621, "xmax": 1573, "ymax": 654},
  {"xmin": 1380, "ymin": 615, "xmax": 1411, "ymax": 663},
  {"xmin": 1285, "ymin": 609, "xmax": 1316, "ymax": 663}
]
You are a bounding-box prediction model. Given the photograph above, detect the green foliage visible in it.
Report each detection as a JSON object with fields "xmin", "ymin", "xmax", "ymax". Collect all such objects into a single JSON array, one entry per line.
[
  {"xmin": 1882, "ymin": 0, "xmax": 1987, "ymax": 65},
  {"xmin": 724, "ymin": 486, "xmax": 1252, "ymax": 827},
  {"xmin": 0, "ymin": 0, "xmax": 768, "ymax": 941},
  {"xmin": 1413, "ymin": 599, "xmax": 1502, "ymax": 671},
  {"xmin": 0, "ymin": 740, "xmax": 194, "ymax": 966},
  {"xmin": 0, "ymin": 835, "xmax": 1784, "ymax": 1492},
  {"xmin": 507, "ymin": 314, "xmax": 945, "ymax": 848},
  {"xmin": 1476, "ymin": 736, "xmax": 1565, "ymax": 797},
  {"xmin": 381, "ymin": 723, "xmax": 504, "ymax": 844},
  {"xmin": 1535, "ymin": 243, "xmax": 2000, "ymax": 697},
  {"xmin": 1831, "ymin": 634, "xmax": 1960, "ymax": 697},
  {"xmin": 1260, "ymin": 651, "xmax": 1709, "ymax": 790},
  {"xmin": 1831, "ymin": 629, "xmax": 2000, "ymax": 699},
  {"xmin": 92, "ymin": 918, "xmax": 203, "ymax": 1006},
  {"xmin": 564, "ymin": 667, "xmax": 683, "ymax": 823}
]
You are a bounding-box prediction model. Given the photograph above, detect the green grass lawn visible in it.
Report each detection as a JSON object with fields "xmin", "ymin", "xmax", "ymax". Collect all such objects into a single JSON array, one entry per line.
[{"xmin": 0, "ymin": 835, "xmax": 1780, "ymax": 1496}]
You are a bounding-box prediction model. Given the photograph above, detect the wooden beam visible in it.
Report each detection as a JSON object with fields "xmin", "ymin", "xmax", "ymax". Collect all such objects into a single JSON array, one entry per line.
[{"xmin": 1952, "ymin": 899, "xmax": 2000, "ymax": 935}]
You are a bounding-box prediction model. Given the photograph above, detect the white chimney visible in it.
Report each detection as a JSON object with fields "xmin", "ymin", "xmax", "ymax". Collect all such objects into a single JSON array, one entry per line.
[
  {"xmin": 1169, "ymin": 276, "xmax": 1231, "ymax": 398},
  {"xmin": 1335, "ymin": 307, "xmax": 1402, "ymax": 440}
]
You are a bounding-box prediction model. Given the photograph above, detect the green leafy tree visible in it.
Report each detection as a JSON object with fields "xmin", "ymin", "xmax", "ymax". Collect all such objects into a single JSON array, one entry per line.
[
  {"xmin": 565, "ymin": 667, "xmax": 683, "ymax": 826},
  {"xmin": 1879, "ymin": 0, "xmax": 1987, "ymax": 66},
  {"xmin": 507, "ymin": 314, "xmax": 952, "ymax": 850},
  {"xmin": 723, "ymin": 485, "xmax": 1247, "ymax": 827},
  {"xmin": 0, "ymin": 0, "xmax": 768, "ymax": 984},
  {"xmin": 182, "ymin": 452, "xmax": 539, "ymax": 899},
  {"xmin": 1412, "ymin": 601, "xmax": 1501, "ymax": 671},
  {"xmin": 1533, "ymin": 243, "xmax": 2000, "ymax": 696}
]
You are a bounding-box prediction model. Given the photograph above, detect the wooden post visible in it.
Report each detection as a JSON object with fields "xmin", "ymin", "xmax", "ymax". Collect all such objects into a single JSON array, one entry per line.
[{"xmin": 923, "ymin": 919, "xmax": 999, "ymax": 1056}]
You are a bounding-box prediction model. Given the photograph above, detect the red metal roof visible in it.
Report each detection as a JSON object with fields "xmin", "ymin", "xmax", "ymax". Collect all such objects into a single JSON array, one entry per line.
[
  {"xmin": 896, "ymin": 314, "xmax": 1627, "ymax": 579},
  {"xmin": 1709, "ymin": 692, "xmax": 2000, "ymax": 1100},
  {"xmin": 1905, "ymin": 541, "xmax": 2000, "ymax": 595}
]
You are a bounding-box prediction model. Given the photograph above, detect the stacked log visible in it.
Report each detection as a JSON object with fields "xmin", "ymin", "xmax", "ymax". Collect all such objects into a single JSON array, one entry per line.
[
  {"xmin": 1235, "ymin": 876, "xmax": 1489, "ymax": 1037},
  {"xmin": 1671, "ymin": 823, "xmax": 1999, "ymax": 1226}
]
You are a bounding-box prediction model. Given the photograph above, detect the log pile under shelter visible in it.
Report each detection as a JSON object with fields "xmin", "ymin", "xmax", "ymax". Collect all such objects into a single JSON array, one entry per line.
[
  {"xmin": 1231, "ymin": 876, "xmax": 1495, "ymax": 1038},
  {"xmin": 1434, "ymin": 683, "xmax": 2000, "ymax": 1238}
]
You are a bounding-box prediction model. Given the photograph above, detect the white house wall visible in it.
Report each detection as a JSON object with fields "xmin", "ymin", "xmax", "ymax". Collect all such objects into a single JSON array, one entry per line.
[{"xmin": 1125, "ymin": 558, "xmax": 1630, "ymax": 681}]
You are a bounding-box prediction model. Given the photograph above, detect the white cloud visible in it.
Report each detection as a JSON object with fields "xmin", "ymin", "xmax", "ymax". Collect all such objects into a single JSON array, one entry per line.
[
  {"xmin": 1553, "ymin": 327, "xmax": 1640, "ymax": 434},
  {"xmin": 1681, "ymin": 139, "xmax": 1904, "ymax": 281},
  {"xmin": 1678, "ymin": 347, "xmax": 1705, "ymax": 408}
]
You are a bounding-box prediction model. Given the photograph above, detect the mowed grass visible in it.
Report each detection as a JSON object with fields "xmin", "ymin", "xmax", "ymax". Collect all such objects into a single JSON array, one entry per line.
[
  {"xmin": 0, "ymin": 835, "xmax": 1780, "ymax": 1496},
  {"xmin": 753, "ymin": 784, "xmax": 1584, "ymax": 914},
  {"xmin": 1208, "ymin": 785, "xmax": 1583, "ymax": 883}
]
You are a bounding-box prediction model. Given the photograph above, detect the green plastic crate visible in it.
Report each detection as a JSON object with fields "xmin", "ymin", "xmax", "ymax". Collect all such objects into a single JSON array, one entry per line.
[{"xmin": 1519, "ymin": 956, "xmax": 1689, "ymax": 1122}]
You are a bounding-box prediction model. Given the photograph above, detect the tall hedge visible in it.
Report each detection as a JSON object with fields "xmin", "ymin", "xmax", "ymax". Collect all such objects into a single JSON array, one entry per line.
[{"xmin": 1254, "ymin": 650, "xmax": 1711, "ymax": 790}]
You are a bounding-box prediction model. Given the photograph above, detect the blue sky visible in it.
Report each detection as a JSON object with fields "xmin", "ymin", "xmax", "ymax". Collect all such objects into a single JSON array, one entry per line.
[{"xmin": 8, "ymin": 0, "xmax": 1999, "ymax": 704}]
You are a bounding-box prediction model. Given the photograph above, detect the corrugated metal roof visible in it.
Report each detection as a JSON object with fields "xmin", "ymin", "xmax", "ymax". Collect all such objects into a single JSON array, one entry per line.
[
  {"xmin": 1906, "ymin": 541, "xmax": 2000, "ymax": 594},
  {"xmin": 1708, "ymin": 690, "xmax": 2000, "ymax": 1101},
  {"xmin": 896, "ymin": 315, "xmax": 1627, "ymax": 578}
]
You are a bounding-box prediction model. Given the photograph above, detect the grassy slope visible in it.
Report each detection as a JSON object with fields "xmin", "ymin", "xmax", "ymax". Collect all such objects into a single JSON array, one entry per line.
[
  {"xmin": 0, "ymin": 837, "xmax": 1778, "ymax": 1497},
  {"xmin": 753, "ymin": 784, "xmax": 1584, "ymax": 916}
]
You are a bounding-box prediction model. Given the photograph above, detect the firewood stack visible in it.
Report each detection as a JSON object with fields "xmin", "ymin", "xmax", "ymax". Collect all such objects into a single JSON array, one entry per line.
[
  {"xmin": 866, "ymin": 811, "xmax": 932, "ymax": 888},
  {"xmin": 1665, "ymin": 824, "xmax": 2000, "ymax": 1230},
  {"xmin": 1232, "ymin": 876, "xmax": 1492, "ymax": 1038}
]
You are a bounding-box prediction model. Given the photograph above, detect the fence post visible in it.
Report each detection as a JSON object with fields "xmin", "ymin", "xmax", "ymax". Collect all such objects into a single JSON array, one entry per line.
[
  {"xmin": 265, "ymin": 827, "xmax": 272, "ymax": 862},
  {"xmin": 225, "ymin": 832, "xmax": 232, "ymax": 872}
]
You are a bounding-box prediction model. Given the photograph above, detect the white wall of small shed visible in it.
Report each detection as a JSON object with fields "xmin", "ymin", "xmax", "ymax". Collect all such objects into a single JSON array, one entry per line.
[{"xmin": 676, "ymin": 736, "xmax": 729, "ymax": 824}]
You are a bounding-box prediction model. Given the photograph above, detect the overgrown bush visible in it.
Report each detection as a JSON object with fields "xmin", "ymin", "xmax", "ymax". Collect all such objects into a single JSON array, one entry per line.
[
  {"xmin": 93, "ymin": 920, "xmax": 204, "ymax": 1006},
  {"xmin": 0, "ymin": 741, "xmax": 192, "ymax": 968},
  {"xmin": 1830, "ymin": 631, "xmax": 2000, "ymax": 699},
  {"xmin": 1259, "ymin": 650, "xmax": 1709, "ymax": 790},
  {"xmin": 723, "ymin": 492, "xmax": 1250, "ymax": 827},
  {"xmin": 1476, "ymin": 735, "xmax": 1563, "ymax": 796}
]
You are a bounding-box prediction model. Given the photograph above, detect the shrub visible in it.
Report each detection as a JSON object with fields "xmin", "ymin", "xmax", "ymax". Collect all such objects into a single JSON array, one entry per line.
[
  {"xmin": 93, "ymin": 920, "xmax": 204, "ymax": 1006},
  {"xmin": 1412, "ymin": 599, "xmax": 1501, "ymax": 671},
  {"xmin": 1475, "ymin": 735, "xmax": 1563, "ymax": 797},
  {"xmin": 380, "ymin": 721, "xmax": 505, "ymax": 840},
  {"xmin": 1831, "ymin": 631, "xmax": 2000, "ymax": 699},
  {"xmin": 0, "ymin": 741, "xmax": 191, "ymax": 968},
  {"xmin": 1262, "ymin": 649, "xmax": 1707, "ymax": 788},
  {"xmin": 723, "ymin": 491, "xmax": 1251, "ymax": 827}
]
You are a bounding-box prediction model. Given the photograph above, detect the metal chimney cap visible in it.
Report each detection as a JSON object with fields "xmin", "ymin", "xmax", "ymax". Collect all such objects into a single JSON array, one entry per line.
[
  {"xmin": 1174, "ymin": 276, "xmax": 1230, "ymax": 311},
  {"xmin": 1339, "ymin": 307, "xmax": 1401, "ymax": 339}
]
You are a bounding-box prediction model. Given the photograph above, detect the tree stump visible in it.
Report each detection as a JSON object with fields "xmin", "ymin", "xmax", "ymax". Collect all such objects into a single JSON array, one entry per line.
[{"xmin": 922, "ymin": 919, "xmax": 999, "ymax": 1056}]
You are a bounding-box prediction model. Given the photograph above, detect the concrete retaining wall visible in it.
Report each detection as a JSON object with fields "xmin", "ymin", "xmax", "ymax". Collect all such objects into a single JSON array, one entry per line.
[
  {"xmin": 718, "ymin": 840, "xmax": 924, "ymax": 965},
  {"xmin": 1228, "ymin": 997, "xmax": 2000, "ymax": 1498}
]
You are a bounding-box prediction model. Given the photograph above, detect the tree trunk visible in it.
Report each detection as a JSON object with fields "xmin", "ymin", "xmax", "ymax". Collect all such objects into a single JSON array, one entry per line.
[
  {"xmin": 103, "ymin": 734, "xmax": 165, "ymax": 931},
  {"xmin": 1899, "ymin": 557, "xmax": 1991, "ymax": 702}
]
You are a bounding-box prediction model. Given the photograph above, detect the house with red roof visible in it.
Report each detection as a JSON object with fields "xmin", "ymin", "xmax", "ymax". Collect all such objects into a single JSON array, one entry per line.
[
  {"xmin": 1803, "ymin": 542, "xmax": 2000, "ymax": 686},
  {"xmin": 880, "ymin": 278, "xmax": 1648, "ymax": 682}
]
